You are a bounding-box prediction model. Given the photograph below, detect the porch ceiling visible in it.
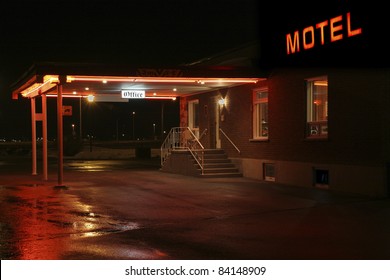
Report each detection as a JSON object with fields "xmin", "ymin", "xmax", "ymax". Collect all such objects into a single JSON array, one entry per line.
[{"xmin": 11, "ymin": 62, "xmax": 266, "ymax": 101}]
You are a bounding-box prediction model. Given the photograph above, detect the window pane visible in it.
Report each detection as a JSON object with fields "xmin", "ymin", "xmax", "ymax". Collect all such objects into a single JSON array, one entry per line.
[
  {"xmin": 257, "ymin": 91, "xmax": 268, "ymax": 100},
  {"xmin": 253, "ymin": 89, "xmax": 268, "ymax": 139},
  {"xmin": 306, "ymin": 77, "xmax": 328, "ymax": 138},
  {"xmin": 260, "ymin": 103, "xmax": 268, "ymax": 137},
  {"xmin": 312, "ymin": 82, "xmax": 328, "ymax": 121}
]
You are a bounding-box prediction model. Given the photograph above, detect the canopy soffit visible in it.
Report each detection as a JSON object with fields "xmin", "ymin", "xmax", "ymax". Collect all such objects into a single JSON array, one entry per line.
[{"xmin": 11, "ymin": 62, "xmax": 266, "ymax": 101}]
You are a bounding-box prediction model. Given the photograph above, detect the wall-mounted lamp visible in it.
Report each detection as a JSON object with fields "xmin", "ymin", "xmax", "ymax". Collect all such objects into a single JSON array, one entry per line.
[
  {"xmin": 218, "ymin": 98, "xmax": 226, "ymax": 106},
  {"xmin": 87, "ymin": 94, "xmax": 95, "ymax": 102}
]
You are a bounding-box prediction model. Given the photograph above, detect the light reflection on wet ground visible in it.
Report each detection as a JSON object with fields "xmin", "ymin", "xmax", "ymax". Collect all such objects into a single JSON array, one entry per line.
[
  {"xmin": 2, "ymin": 157, "xmax": 390, "ymax": 260},
  {"xmin": 0, "ymin": 183, "xmax": 141, "ymax": 260},
  {"xmin": 64, "ymin": 159, "xmax": 160, "ymax": 172}
]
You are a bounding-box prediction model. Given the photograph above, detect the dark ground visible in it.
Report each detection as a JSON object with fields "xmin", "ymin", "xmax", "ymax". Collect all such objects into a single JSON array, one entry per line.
[{"xmin": 1, "ymin": 151, "xmax": 390, "ymax": 260}]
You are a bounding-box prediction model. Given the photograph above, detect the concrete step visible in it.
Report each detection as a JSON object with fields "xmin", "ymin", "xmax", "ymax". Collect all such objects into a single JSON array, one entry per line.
[
  {"xmin": 203, "ymin": 153, "xmax": 228, "ymax": 159},
  {"xmin": 201, "ymin": 167, "xmax": 240, "ymax": 174},
  {"xmin": 191, "ymin": 158, "xmax": 231, "ymax": 164},
  {"xmin": 200, "ymin": 149, "xmax": 226, "ymax": 154},
  {"xmin": 198, "ymin": 149, "xmax": 242, "ymax": 177},
  {"xmin": 164, "ymin": 148, "xmax": 242, "ymax": 178},
  {"xmin": 203, "ymin": 158, "xmax": 231, "ymax": 164},
  {"xmin": 200, "ymin": 172, "xmax": 243, "ymax": 178},
  {"xmin": 203, "ymin": 162, "xmax": 235, "ymax": 168}
]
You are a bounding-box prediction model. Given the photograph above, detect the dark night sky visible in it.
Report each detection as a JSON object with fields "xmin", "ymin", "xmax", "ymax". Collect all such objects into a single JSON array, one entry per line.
[
  {"xmin": 0, "ymin": 0, "xmax": 262, "ymax": 139},
  {"xmin": 0, "ymin": 0, "xmax": 261, "ymax": 72},
  {"xmin": 0, "ymin": 0, "xmax": 387, "ymax": 140}
]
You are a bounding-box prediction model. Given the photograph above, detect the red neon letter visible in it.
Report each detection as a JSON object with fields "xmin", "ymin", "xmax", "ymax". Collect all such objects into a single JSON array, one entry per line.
[
  {"xmin": 286, "ymin": 31, "xmax": 300, "ymax": 54},
  {"xmin": 316, "ymin": 20, "xmax": 328, "ymax": 45},
  {"xmin": 347, "ymin": 12, "xmax": 362, "ymax": 37},
  {"xmin": 303, "ymin": 26, "xmax": 315, "ymax": 50},
  {"xmin": 330, "ymin": 15, "xmax": 343, "ymax": 42}
]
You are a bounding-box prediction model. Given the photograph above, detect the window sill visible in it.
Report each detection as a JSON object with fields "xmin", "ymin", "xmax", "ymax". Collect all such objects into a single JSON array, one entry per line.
[
  {"xmin": 249, "ymin": 138, "xmax": 269, "ymax": 142},
  {"xmin": 304, "ymin": 136, "xmax": 329, "ymax": 141}
]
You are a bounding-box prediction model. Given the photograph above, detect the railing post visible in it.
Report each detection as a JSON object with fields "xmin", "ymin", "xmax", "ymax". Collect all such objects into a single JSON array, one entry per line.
[
  {"xmin": 160, "ymin": 127, "xmax": 206, "ymax": 174},
  {"xmin": 201, "ymin": 149, "xmax": 204, "ymax": 175}
]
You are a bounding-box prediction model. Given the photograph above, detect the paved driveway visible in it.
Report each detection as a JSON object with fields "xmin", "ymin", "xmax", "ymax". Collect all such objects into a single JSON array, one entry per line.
[{"xmin": 1, "ymin": 158, "xmax": 390, "ymax": 260}]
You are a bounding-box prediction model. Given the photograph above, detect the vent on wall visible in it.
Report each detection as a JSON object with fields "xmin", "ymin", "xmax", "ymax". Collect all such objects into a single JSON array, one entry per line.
[
  {"xmin": 314, "ymin": 168, "xmax": 329, "ymax": 189},
  {"xmin": 264, "ymin": 163, "xmax": 276, "ymax": 182}
]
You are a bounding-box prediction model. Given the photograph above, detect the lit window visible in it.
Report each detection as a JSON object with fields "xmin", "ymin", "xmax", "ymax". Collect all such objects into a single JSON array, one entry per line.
[
  {"xmin": 253, "ymin": 88, "xmax": 268, "ymax": 139},
  {"xmin": 306, "ymin": 76, "xmax": 328, "ymax": 138}
]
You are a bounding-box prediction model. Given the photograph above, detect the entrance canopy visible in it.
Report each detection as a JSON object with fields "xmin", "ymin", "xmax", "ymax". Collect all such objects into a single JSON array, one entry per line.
[
  {"xmin": 10, "ymin": 62, "xmax": 265, "ymax": 187},
  {"xmin": 12, "ymin": 62, "xmax": 264, "ymax": 101}
]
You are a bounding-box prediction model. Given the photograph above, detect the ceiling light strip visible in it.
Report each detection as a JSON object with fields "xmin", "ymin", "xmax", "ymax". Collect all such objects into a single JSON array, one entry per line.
[{"xmin": 68, "ymin": 76, "xmax": 259, "ymax": 84}]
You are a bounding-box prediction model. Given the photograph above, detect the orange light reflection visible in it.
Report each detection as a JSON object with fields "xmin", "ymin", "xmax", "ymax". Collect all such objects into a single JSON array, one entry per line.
[{"xmin": 68, "ymin": 75, "xmax": 259, "ymax": 84}]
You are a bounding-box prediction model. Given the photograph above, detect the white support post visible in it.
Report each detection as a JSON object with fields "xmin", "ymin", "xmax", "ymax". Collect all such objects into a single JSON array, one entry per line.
[
  {"xmin": 42, "ymin": 94, "xmax": 48, "ymax": 180},
  {"xmin": 31, "ymin": 98, "xmax": 37, "ymax": 175},
  {"xmin": 56, "ymin": 82, "xmax": 64, "ymax": 187}
]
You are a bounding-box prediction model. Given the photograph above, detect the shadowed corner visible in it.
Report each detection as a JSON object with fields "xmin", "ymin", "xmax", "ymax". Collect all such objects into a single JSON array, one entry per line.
[{"xmin": 54, "ymin": 185, "xmax": 69, "ymax": 190}]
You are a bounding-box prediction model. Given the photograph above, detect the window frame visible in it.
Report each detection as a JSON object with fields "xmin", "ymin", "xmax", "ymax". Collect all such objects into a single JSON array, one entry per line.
[
  {"xmin": 252, "ymin": 87, "xmax": 269, "ymax": 140},
  {"xmin": 305, "ymin": 76, "xmax": 328, "ymax": 139}
]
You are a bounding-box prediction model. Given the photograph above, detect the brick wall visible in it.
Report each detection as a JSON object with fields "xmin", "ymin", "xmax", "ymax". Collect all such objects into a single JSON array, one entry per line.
[{"xmin": 184, "ymin": 67, "xmax": 390, "ymax": 167}]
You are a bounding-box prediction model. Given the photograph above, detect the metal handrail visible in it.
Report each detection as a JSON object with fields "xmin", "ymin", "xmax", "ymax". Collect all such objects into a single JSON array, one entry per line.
[
  {"xmin": 186, "ymin": 128, "xmax": 205, "ymax": 173},
  {"xmin": 160, "ymin": 127, "xmax": 175, "ymax": 166},
  {"xmin": 198, "ymin": 128, "xmax": 208, "ymax": 141},
  {"xmin": 219, "ymin": 128, "xmax": 241, "ymax": 154},
  {"xmin": 160, "ymin": 127, "xmax": 205, "ymax": 174}
]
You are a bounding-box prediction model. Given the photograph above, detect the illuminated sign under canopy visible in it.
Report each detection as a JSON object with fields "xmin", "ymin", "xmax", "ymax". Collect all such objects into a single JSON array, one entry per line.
[
  {"xmin": 286, "ymin": 12, "xmax": 362, "ymax": 55},
  {"xmin": 121, "ymin": 90, "xmax": 146, "ymax": 99}
]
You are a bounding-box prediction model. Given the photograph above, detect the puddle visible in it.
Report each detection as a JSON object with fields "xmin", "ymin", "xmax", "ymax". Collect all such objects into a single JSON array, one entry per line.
[
  {"xmin": 69, "ymin": 210, "xmax": 103, "ymax": 218},
  {"xmin": 67, "ymin": 210, "xmax": 140, "ymax": 238},
  {"xmin": 0, "ymin": 185, "xmax": 141, "ymax": 259},
  {"xmin": 70, "ymin": 221, "xmax": 140, "ymax": 238}
]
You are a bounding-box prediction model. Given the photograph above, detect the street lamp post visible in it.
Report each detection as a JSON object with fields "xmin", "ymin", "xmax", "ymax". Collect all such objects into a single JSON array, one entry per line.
[
  {"xmin": 79, "ymin": 96, "xmax": 82, "ymax": 139},
  {"xmin": 87, "ymin": 94, "xmax": 95, "ymax": 152},
  {"xmin": 153, "ymin": 123, "xmax": 156, "ymax": 140},
  {"xmin": 161, "ymin": 101, "xmax": 164, "ymax": 140},
  {"xmin": 116, "ymin": 119, "xmax": 119, "ymax": 141},
  {"xmin": 132, "ymin": 111, "xmax": 136, "ymax": 140}
]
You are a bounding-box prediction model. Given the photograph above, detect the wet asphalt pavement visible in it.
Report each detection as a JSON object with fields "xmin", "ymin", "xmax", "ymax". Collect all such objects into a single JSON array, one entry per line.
[{"xmin": 1, "ymin": 156, "xmax": 390, "ymax": 260}]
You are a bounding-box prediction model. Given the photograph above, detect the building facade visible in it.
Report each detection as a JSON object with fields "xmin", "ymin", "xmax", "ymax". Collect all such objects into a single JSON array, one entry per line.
[
  {"xmin": 176, "ymin": 3, "xmax": 390, "ymax": 197},
  {"xmin": 179, "ymin": 66, "xmax": 389, "ymax": 197},
  {"xmin": 9, "ymin": 1, "xmax": 389, "ymax": 197}
]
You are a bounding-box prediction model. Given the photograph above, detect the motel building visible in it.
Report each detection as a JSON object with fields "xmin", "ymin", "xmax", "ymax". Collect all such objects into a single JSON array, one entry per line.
[{"xmin": 10, "ymin": 4, "xmax": 390, "ymax": 197}]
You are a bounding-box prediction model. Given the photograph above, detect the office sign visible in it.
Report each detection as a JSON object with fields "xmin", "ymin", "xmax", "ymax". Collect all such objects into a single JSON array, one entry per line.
[{"xmin": 121, "ymin": 90, "xmax": 145, "ymax": 99}]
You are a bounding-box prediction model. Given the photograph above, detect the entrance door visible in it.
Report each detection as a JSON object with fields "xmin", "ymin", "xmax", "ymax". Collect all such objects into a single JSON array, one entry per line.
[
  {"xmin": 215, "ymin": 96, "xmax": 221, "ymax": 148},
  {"xmin": 188, "ymin": 99, "xmax": 199, "ymax": 138},
  {"xmin": 207, "ymin": 96, "xmax": 222, "ymax": 149}
]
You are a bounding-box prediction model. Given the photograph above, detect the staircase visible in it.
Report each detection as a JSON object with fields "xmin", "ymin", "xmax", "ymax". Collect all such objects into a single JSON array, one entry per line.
[
  {"xmin": 160, "ymin": 127, "xmax": 242, "ymax": 178},
  {"xmin": 197, "ymin": 149, "xmax": 242, "ymax": 178},
  {"xmin": 161, "ymin": 148, "xmax": 242, "ymax": 178}
]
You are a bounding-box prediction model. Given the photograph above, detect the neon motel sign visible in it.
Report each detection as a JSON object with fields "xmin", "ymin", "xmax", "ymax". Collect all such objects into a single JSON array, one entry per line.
[{"xmin": 286, "ymin": 12, "xmax": 362, "ymax": 55}]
